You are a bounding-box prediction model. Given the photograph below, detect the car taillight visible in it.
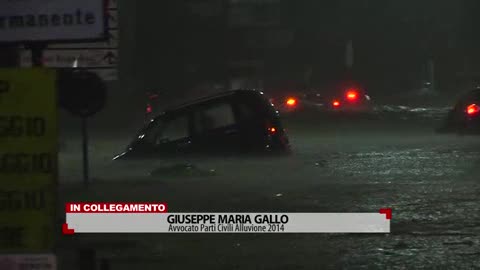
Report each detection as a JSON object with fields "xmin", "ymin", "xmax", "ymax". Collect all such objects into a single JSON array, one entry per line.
[
  {"xmin": 332, "ymin": 100, "xmax": 341, "ymax": 107},
  {"xmin": 346, "ymin": 90, "xmax": 358, "ymax": 101},
  {"xmin": 466, "ymin": 104, "xmax": 480, "ymax": 115},
  {"xmin": 286, "ymin": 98, "xmax": 297, "ymax": 107}
]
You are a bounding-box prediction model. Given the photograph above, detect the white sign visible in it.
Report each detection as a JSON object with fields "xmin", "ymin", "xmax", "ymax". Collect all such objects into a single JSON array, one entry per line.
[
  {"xmin": 64, "ymin": 207, "xmax": 391, "ymax": 233},
  {"xmin": 0, "ymin": 254, "xmax": 56, "ymax": 270},
  {"xmin": 20, "ymin": 49, "xmax": 118, "ymax": 68},
  {"xmin": 49, "ymin": 29, "xmax": 119, "ymax": 49},
  {"xmin": 0, "ymin": 0, "xmax": 105, "ymax": 42}
]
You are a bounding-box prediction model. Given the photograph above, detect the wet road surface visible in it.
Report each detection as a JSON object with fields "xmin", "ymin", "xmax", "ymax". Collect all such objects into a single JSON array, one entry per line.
[{"xmin": 57, "ymin": 106, "xmax": 480, "ymax": 269}]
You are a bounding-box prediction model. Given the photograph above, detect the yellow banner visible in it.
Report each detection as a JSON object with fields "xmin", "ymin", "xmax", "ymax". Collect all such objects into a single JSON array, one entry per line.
[{"xmin": 0, "ymin": 68, "xmax": 57, "ymax": 252}]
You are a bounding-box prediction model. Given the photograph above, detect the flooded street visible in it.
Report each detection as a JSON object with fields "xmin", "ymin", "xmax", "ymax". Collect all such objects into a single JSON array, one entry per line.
[
  {"xmin": 57, "ymin": 107, "xmax": 480, "ymax": 269},
  {"xmin": 5, "ymin": 1, "xmax": 480, "ymax": 268}
]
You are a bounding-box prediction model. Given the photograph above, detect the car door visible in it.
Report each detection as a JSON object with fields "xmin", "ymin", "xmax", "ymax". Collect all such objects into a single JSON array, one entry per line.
[
  {"xmin": 191, "ymin": 99, "xmax": 242, "ymax": 153},
  {"xmin": 142, "ymin": 112, "xmax": 193, "ymax": 156}
]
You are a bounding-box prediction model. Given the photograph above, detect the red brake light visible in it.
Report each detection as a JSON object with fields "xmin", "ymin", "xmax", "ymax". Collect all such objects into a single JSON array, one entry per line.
[
  {"xmin": 286, "ymin": 98, "xmax": 297, "ymax": 107},
  {"xmin": 467, "ymin": 104, "xmax": 480, "ymax": 115},
  {"xmin": 332, "ymin": 100, "xmax": 341, "ymax": 107},
  {"xmin": 346, "ymin": 90, "xmax": 358, "ymax": 101}
]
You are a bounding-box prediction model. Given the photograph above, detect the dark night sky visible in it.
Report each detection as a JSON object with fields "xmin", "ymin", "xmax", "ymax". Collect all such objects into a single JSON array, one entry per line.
[{"xmin": 119, "ymin": 0, "xmax": 480, "ymax": 97}]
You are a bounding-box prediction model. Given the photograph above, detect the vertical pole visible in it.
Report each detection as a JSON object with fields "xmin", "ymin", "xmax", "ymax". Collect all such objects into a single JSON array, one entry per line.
[
  {"xmin": 345, "ymin": 39, "xmax": 354, "ymax": 81},
  {"xmin": 81, "ymin": 117, "xmax": 90, "ymax": 187},
  {"xmin": 222, "ymin": 0, "xmax": 230, "ymax": 90},
  {"xmin": 428, "ymin": 59, "xmax": 435, "ymax": 91}
]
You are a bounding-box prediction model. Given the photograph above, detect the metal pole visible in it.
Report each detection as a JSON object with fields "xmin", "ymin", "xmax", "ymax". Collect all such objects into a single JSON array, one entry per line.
[
  {"xmin": 81, "ymin": 117, "xmax": 90, "ymax": 187},
  {"xmin": 428, "ymin": 59, "xmax": 435, "ymax": 91}
]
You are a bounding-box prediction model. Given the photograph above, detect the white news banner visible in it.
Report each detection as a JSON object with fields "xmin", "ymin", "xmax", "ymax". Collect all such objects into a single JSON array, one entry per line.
[{"xmin": 63, "ymin": 203, "xmax": 391, "ymax": 234}]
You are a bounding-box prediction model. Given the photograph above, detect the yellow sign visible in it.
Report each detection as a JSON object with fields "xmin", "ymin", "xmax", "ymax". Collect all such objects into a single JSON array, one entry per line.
[{"xmin": 0, "ymin": 68, "xmax": 57, "ymax": 252}]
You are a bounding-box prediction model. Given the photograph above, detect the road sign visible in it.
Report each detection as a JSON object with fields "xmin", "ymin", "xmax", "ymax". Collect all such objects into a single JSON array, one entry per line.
[
  {"xmin": 19, "ymin": 2, "xmax": 119, "ymax": 81},
  {"xmin": 0, "ymin": 0, "xmax": 106, "ymax": 42},
  {"xmin": 0, "ymin": 254, "xmax": 56, "ymax": 270},
  {"xmin": 20, "ymin": 49, "xmax": 118, "ymax": 68},
  {"xmin": 0, "ymin": 68, "xmax": 57, "ymax": 252},
  {"xmin": 58, "ymin": 70, "xmax": 107, "ymax": 118}
]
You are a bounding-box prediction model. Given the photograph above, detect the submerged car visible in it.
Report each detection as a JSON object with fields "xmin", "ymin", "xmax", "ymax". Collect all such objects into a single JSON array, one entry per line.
[
  {"xmin": 437, "ymin": 88, "xmax": 480, "ymax": 134},
  {"xmin": 114, "ymin": 90, "xmax": 291, "ymax": 159}
]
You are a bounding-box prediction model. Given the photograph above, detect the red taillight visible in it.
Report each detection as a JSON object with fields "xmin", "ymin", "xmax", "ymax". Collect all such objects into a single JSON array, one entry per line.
[
  {"xmin": 332, "ymin": 100, "xmax": 341, "ymax": 107},
  {"xmin": 466, "ymin": 104, "xmax": 480, "ymax": 115},
  {"xmin": 268, "ymin": 127, "xmax": 277, "ymax": 134},
  {"xmin": 286, "ymin": 98, "xmax": 297, "ymax": 107},
  {"xmin": 346, "ymin": 90, "xmax": 358, "ymax": 101}
]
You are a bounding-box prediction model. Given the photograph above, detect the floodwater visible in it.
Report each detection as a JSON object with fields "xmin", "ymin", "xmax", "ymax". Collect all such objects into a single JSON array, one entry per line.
[{"xmin": 57, "ymin": 105, "xmax": 480, "ymax": 269}]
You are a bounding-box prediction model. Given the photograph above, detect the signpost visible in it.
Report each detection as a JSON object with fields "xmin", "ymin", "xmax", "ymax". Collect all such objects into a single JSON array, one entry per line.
[
  {"xmin": 17, "ymin": 1, "xmax": 119, "ymax": 81},
  {"xmin": 57, "ymin": 69, "xmax": 107, "ymax": 187},
  {"xmin": 1, "ymin": 0, "xmax": 114, "ymax": 268},
  {"xmin": 20, "ymin": 49, "xmax": 118, "ymax": 68},
  {"xmin": 0, "ymin": 69, "xmax": 57, "ymax": 269},
  {"xmin": 0, "ymin": 0, "xmax": 106, "ymax": 42}
]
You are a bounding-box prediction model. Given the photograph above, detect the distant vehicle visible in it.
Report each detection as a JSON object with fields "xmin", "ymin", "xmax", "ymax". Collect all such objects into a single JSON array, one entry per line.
[
  {"xmin": 268, "ymin": 91, "xmax": 305, "ymax": 113},
  {"xmin": 304, "ymin": 86, "xmax": 373, "ymax": 112},
  {"xmin": 437, "ymin": 89, "xmax": 480, "ymax": 134},
  {"xmin": 114, "ymin": 90, "xmax": 291, "ymax": 159},
  {"xmin": 267, "ymin": 82, "xmax": 373, "ymax": 114}
]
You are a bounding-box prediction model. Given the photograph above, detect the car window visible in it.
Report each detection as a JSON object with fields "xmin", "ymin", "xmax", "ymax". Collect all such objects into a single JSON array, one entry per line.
[
  {"xmin": 194, "ymin": 102, "xmax": 236, "ymax": 133},
  {"xmin": 236, "ymin": 102, "xmax": 256, "ymax": 121},
  {"xmin": 160, "ymin": 115, "xmax": 189, "ymax": 142},
  {"xmin": 144, "ymin": 115, "xmax": 189, "ymax": 144}
]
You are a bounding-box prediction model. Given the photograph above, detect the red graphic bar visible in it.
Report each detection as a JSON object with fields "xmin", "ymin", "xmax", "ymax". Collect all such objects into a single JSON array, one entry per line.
[{"xmin": 379, "ymin": 208, "xmax": 392, "ymax": 220}]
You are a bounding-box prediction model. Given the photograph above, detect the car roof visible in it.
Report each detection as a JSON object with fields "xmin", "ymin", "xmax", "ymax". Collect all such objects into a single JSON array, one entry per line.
[
  {"xmin": 460, "ymin": 88, "xmax": 480, "ymax": 100},
  {"xmin": 153, "ymin": 89, "xmax": 264, "ymax": 119}
]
